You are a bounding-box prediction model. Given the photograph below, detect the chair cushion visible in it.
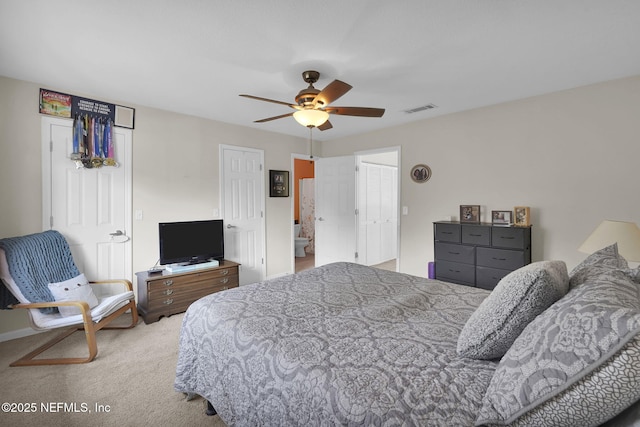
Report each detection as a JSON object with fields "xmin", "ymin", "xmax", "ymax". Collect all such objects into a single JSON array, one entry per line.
[
  {"xmin": 47, "ymin": 274, "xmax": 99, "ymax": 317},
  {"xmin": 476, "ymin": 269, "xmax": 640, "ymax": 426},
  {"xmin": 457, "ymin": 260, "xmax": 569, "ymax": 360},
  {"xmin": 31, "ymin": 291, "xmax": 135, "ymax": 329}
]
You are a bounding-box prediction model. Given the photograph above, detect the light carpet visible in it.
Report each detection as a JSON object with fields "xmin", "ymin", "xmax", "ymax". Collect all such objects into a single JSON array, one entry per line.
[{"xmin": 0, "ymin": 313, "xmax": 226, "ymax": 427}]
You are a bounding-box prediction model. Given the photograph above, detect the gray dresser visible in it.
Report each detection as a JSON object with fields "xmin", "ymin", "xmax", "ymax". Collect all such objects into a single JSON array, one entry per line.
[{"xmin": 433, "ymin": 221, "xmax": 531, "ymax": 290}]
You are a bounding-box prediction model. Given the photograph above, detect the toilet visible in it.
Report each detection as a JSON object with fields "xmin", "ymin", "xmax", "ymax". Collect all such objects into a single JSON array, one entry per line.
[{"xmin": 294, "ymin": 224, "xmax": 309, "ymax": 258}]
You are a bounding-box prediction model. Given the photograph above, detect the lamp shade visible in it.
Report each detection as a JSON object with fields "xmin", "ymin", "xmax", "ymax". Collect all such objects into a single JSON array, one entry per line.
[
  {"xmin": 578, "ymin": 220, "xmax": 640, "ymax": 262},
  {"xmin": 293, "ymin": 109, "xmax": 329, "ymax": 127}
]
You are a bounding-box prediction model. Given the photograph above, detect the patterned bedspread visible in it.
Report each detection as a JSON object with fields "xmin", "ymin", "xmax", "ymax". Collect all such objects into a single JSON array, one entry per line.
[{"xmin": 174, "ymin": 262, "xmax": 498, "ymax": 426}]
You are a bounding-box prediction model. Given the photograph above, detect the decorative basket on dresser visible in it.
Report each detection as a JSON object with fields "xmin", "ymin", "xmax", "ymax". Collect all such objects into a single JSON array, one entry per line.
[
  {"xmin": 433, "ymin": 221, "xmax": 531, "ymax": 290},
  {"xmin": 135, "ymin": 260, "xmax": 240, "ymax": 324}
]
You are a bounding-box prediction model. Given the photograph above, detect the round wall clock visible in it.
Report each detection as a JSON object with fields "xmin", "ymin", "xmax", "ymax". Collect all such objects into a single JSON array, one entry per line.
[{"xmin": 410, "ymin": 164, "xmax": 432, "ymax": 183}]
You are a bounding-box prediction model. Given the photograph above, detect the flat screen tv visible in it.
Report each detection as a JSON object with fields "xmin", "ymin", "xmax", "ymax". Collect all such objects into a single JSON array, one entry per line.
[{"xmin": 159, "ymin": 219, "xmax": 224, "ymax": 265}]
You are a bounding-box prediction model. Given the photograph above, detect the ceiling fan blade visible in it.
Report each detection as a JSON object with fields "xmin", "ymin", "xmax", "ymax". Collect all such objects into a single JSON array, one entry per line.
[
  {"xmin": 318, "ymin": 120, "xmax": 333, "ymax": 131},
  {"xmin": 254, "ymin": 112, "xmax": 294, "ymax": 123},
  {"xmin": 239, "ymin": 94, "xmax": 297, "ymax": 108},
  {"xmin": 326, "ymin": 106, "xmax": 385, "ymax": 117},
  {"xmin": 314, "ymin": 80, "xmax": 352, "ymax": 107}
]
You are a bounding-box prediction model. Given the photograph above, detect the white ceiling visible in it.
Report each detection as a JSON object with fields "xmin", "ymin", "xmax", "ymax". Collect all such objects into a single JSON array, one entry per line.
[{"xmin": 1, "ymin": 0, "xmax": 639, "ymax": 141}]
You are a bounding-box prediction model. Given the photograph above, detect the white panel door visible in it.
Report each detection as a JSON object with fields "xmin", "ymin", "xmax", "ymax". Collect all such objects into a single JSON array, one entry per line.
[
  {"xmin": 43, "ymin": 117, "xmax": 132, "ymax": 297},
  {"xmin": 357, "ymin": 162, "xmax": 398, "ymax": 266},
  {"xmin": 221, "ymin": 146, "xmax": 265, "ymax": 285},
  {"xmin": 315, "ymin": 156, "xmax": 356, "ymax": 267}
]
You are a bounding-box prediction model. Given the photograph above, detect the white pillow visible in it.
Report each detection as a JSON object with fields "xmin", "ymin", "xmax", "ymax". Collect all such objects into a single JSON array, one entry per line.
[{"xmin": 47, "ymin": 273, "xmax": 99, "ymax": 317}]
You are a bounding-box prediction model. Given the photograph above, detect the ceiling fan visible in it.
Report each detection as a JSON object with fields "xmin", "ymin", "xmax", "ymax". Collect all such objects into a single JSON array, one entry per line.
[{"xmin": 240, "ymin": 70, "xmax": 385, "ymax": 131}]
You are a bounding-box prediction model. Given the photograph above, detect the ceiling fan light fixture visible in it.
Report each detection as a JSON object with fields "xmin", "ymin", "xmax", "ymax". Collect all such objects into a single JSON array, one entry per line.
[{"xmin": 293, "ymin": 109, "xmax": 329, "ymax": 128}]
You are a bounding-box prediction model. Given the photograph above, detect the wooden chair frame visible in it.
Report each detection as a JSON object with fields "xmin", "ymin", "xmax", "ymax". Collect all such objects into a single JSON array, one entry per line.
[{"xmin": 8, "ymin": 279, "xmax": 138, "ymax": 367}]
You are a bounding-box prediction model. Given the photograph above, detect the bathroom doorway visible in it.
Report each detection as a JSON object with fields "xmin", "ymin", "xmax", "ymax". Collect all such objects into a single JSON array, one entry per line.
[{"xmin": 292, "ymin": 154, "xmax": 315, "ymax": 273}]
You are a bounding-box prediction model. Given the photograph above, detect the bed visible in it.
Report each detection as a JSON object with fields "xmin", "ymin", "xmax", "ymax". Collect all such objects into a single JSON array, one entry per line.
[{"xmin": 175, "ymin": 247, "xmax": 640, "ymax": 427}]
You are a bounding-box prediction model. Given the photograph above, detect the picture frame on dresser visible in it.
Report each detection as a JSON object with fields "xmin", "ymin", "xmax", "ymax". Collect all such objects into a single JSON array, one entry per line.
[
  {"xmin": 492, "ymin": 210, "xmax": 512, "ymax": 226},
  {"xmin": 514, "ymin": 206, "xmax": 531, "ymax": 226},
  {"xmin": 460, "ymin": 205, "xmax": 480, "ymax": 223}
]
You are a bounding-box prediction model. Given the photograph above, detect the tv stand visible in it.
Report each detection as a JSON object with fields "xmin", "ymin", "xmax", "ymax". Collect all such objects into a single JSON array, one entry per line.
[{"xmin": 135, "ymin": 260, "xmax": 240, "ymax": 324}]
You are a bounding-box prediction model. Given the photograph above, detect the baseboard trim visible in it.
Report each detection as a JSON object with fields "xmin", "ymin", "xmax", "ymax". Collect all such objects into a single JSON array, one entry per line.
[{"xmin": 0, "ymin": 328, "xmax": 43, "ymax": 343}]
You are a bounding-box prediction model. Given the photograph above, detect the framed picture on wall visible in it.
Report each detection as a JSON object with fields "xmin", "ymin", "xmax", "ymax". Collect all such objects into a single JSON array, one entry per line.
[
  {"xmin": 410, "ymin": 164, "xmax": 432, "ymax": 183},
  {"xmin": 269, "ymin": 170, "xmax": 289, "ymax": 197},
  {"xmin": 460, "ymin": 205, "xmax": 480, "ymax": 223}
]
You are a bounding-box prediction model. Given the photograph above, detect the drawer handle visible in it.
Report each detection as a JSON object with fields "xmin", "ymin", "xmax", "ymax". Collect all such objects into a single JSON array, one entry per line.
[
  {"xmin": 163, "ymin": 289, "xmax": 173, "ymax": 295},
  {"xmin": 448, "ymin": 269, "xmax": 460, "ymax": 273},
  {"xmin": 500, "ymin": 236, "xmax": 515, "ymax": 240},
  {"xmin": 163, "ymin": 298, "xmax": 174, "ymax": 305},
  {"xmin": 492, "ymin": 257, "xmax": 507, "ymax": 261},
  {"xmin": 219, "ymin": 277, "xmax": 229, "ymax": 284},
  {"xmin": 222, "ymin": 286, "xmax": 229, "ymax": 291},
  {"xmin": 469, "ymin": 233, "xmax": 482, "ymax": 237},
  {"xmin": 448, "ymin": 251, "xmax": 460, "ymax": 255},
  {"xmin": 441, "ymin": 231, "xmax": 453, "ymax": 235},
  {"xmin": 220, "ymin": 269, "xmax": 229, "ymax": 275},
  {"xmin": 163, "ymin": 280, "xmax": 173, "ymax": 286}
]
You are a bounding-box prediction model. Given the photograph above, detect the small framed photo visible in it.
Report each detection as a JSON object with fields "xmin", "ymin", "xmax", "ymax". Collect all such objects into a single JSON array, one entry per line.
[
  {"xmin": 492, "ymin": 210, "xmax": 513, "ymax": 226},
  {"xmin": 410, "ymin": 164, "xmax": 432, "ymax": 183},
  {"xmin": 460, "ymin": 205, "xmax": 480, "ymax": 223},
  {"xmin": 514, "ymin": 206, "xmax": 531, "ymax": 227},
  {"xmin": 269, "ymin": 170, "xmax": 289, "ymax": 197}
]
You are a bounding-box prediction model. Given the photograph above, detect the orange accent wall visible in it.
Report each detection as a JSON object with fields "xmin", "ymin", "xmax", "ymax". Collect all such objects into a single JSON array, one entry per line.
[{"xmin": 294, "ymin": 159, "xmax": 314, "ymax": 222}]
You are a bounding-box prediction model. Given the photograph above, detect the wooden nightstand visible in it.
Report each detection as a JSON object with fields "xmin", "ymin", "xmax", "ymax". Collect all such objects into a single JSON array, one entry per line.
[{"xmin": 135, "ymin": 260, "xmax": 240, "ymax": 324}]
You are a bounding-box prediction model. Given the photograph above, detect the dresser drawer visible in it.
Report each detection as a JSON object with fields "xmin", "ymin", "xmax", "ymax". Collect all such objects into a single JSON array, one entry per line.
[
  {"xmin": 476, "ymin": 266, "xmax": 511, "ymax": 290},
  {"xmin": 148, "ymin": 273, "xmax": 238, "ymax": 299},
  {"xmin": 491, "ymin": 227, "xmax": 528, "ymax": 249},
  {"xmin": 147, "ymin": 282, "xmax": 234, "ymax": 312},
  {"xmin": 477, "ymin": 247, "xmax": 526, "ymax": 270},
  {"xmin": 461, "ymin": 225, "xmax": 491, "ymax": 246},
  {"xmin": 435, "ymin": 242, "xmax": 475, "ymax": 264},
  {"xmin": 435, "ymin": 260, "xmax": 475, "ymax": 286},
  {"xmin": 146, "ymin": 268, "xmax": 237, "ymax": 291},
  {"xmin": 434, "ymin": 223, "xmax": 460, "ymax": 243}
]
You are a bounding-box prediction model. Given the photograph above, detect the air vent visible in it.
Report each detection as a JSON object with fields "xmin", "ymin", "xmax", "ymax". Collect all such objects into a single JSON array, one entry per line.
[{"xmin": 403, "ymin": 104, "xmax": 437, "ymax": 114}]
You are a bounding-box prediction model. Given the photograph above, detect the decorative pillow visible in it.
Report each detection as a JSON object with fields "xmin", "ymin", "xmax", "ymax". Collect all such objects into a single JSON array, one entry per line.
[
  {"xmin": 457, "ymin": 260, "xmax": 569, "ymax": 360},
  {"xmin": 476, "ymin": 269, "xmax": 640, "ymax": 427},
  {"xmin": 47, "ymin": 273, "xmax": 99, "ymax": 317},
  {"xmin": 622, "ymin": 267, "xmax": 640, "ymax": 283},
  {"xmin": 568, "ymin": 243, "xmax": 628, "ymax": 289}
]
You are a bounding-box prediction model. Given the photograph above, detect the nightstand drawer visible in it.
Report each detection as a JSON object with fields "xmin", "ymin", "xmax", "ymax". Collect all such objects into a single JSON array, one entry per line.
[
  {"xmin": 434, "ymin": 223, "xmax": 460, "ymax": 243},
  {"xmin": 477, "ymin": 247, "xmax": 526, "ymax": 270},
  {"xmin": 435, "ymin": 260, "xmax": 475, "ymax": 286},
  {"xmin": 491, "ymin": 227, "xmax": 528, "ymax": 249},
  {"xmin": 461, "ymin": 225, "xmax": 491, "ymax": 246},
  {"xmin": 435, "ymin": 242, "xmax": 475, "ymax": 264}
]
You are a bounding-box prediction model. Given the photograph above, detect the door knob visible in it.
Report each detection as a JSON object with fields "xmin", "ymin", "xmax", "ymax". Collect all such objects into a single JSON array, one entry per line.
[
  {"xmin": 226, "ymin": 224, "xmax": 235, "ymax": 229},
  {"xmin": 318, "ymin": 217, "xmax": 325, "ymax": 221},
  {"xmin": 110, "ymin": 230, "xmax": 124, "ymax": 236}
]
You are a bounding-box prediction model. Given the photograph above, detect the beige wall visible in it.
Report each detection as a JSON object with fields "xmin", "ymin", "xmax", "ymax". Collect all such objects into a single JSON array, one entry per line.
[
  {"xmin": 2, "ymin": 74, "xmax": 639, "ymax": 335},
  {"xmin": 323, "ymin": 75, "xmax": 640, "ymax": 277}
]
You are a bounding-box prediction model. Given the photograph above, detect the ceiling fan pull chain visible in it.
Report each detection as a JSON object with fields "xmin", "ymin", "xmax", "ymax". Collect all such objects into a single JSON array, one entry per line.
[{"xmin": 309, "ymin": 126, "xmax": 314, "ymax": 159}]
